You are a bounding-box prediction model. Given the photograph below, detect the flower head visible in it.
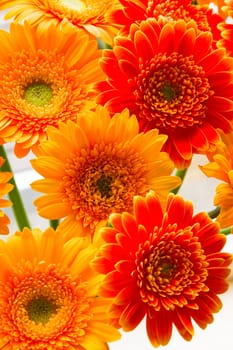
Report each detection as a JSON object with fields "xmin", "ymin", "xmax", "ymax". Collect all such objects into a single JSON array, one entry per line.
[
  {"xmin": 0, "ymin": 227, "xmax": 120, "ymax": 349},
  {"xmin": 0, "ymin": 156, "xmax": 13, "ymax": 234},
  {"xmin": 30, "ymin": 105, "xmax": 180, "ymax": 237},
  {"xmin": 96, "ymin": 18, "xmax": 233, "ymax": 168},
  {"xmin": 0, "ymin": 21, "xmax": 103, "ymax": 157},
  {"xmin": 200, "ymin": 130, "xmax": 233, "ymax": 228},
  {"xmin": 92, "ymin": 191, "xmax": 233, "ymax": 347},
  {"xmin": 110, "ymin": 0, "xmax": 223, "ymax": 42},
  {"xmin": 0, "ymin": 0, "xmax": 123, "ymax": 44},
  {"xmin": 217, "ymin": 0, "xmax": 233, "ymax": 56}
]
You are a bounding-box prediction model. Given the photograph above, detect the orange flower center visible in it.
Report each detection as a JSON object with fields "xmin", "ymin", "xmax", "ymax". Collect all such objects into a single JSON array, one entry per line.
[
  {"xmin": 0, "ymin": 49, "xmax": 87, "ymax": 133},
  {"xmin": 146, "ymin": 0, "xmax": 211, "ymax": 32},
  {"xmin": 135, "ymin": 52, "xmax": 213, "ymax": 130},
  {"xmin": 0, "ymin": 263, "xmax": 91, "ymax": 349},
  {"xmin": 63, "ymin": 143, "xmax": 150, "ymax": 229},
  {"xmin": 135, "ymin": 225, "xmax": 209, "ymax": 310}
]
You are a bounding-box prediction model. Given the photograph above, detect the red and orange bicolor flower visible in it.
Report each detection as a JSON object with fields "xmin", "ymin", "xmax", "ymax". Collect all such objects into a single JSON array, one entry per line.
[
  {"xmin": 92, "ymin": 191, "xmax": 233, "ymax": 347},
  {"xmin": 96, "ymin": 18, "xmax": 233, "ymax": 168}
]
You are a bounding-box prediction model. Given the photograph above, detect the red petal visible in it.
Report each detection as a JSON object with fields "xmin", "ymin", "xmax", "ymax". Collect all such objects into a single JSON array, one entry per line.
[
  {"xmin": 134, "ymin": 30, "xmax": 155, "ymax": 62},
  {"xmin": 146, "ymin": 309, "xmax": 173, "ymax": 346},
  {"xmin": 158, "ymin": 23, "xmax": 174, "ymax": 53},
  {"xmin": 120, "ymin": 301, "xmax": 146, "ymax": 331},
  {"xmin": 173, "ymin": 135, "xmax": 192, "ymax": 160}
]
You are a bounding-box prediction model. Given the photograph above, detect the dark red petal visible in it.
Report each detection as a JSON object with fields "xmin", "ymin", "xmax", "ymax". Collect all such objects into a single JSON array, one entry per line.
[{"xmin": 120, "ymin": 301, "xmax": 146, "ymax": 331}]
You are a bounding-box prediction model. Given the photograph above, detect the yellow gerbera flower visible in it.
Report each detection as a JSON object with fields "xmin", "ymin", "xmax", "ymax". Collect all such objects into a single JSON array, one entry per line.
[
  {"xmin": 0, "ymin": 0, "xmax": 123, "ymax": 44},
  {"xmin": 30, "ymin": 106, "xmax": 180, "ymax": 237},
  {"xmin": 200, "ymin": 130, "xmax": 233, "ymax": 228},
  {"xmin": 0, "ymin": 21, "xmax": 104, "ymax": 158},
  {"xmin": 0, "ymin": 227, "xmax": 120, "ymax": 349},
  {"xmin": 0, "ymin": 156, "xmax": 13, "ymax": 234}
]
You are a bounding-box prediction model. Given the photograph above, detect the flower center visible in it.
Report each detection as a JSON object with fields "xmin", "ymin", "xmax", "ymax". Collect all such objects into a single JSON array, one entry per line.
[
  {"xmin": 146, "ymin": 0, "xmax": 211, "ymax": 32},
  {"xmin": 96, "ymin": 174, "xmax": 112, "ymax": 198},
  {"xmin": 59, "ymin": 0, "xmax": 86, "ymax": 11},
  {"xmin": 23, "ymin": 82, "xmax": 53, "ymax": 107},
  {"xmin": 26, "ymin": 296, "xmax": 58, "ymax": 324},
  {"xmin": 160, "ymin": 82, "xmax": 178, "ymax": 102},
  {"xmin": 136, "ymin": 52, "xmax": 213, "ymax": 130},
  {"xmin": 64, "ymin": 143, "xmax": 149, "ymax": 230},
  {"xmin": 135, "ymin": 227, "xmax": 209, "ymax": 310}
]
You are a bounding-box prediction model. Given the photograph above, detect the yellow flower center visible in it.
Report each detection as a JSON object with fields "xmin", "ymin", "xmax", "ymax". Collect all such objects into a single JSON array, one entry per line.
[
  {"xmin": 59, "ymin": 0, "xmax": 86, "ymax": 11},
  {"xmin": 48, "ymin": 0, "xmax": 109, "ymax": 23},
  {"xmin": 136, "ymin": 52, "xmax": 213, "ymax": 130},
  {"xmin": 24, "ymin": 82, "xmax": 53, "ymax": 107},
  {"xmin": 64, "ymin": 143, "xmax": 150, "ymax": 230},
  {"xmin": 26, "ymin": 296, "xmax": 58, "ymax": 324}
]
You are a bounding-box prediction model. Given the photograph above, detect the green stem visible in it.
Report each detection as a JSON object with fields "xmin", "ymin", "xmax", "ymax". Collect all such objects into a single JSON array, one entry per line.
[
  {"xmin": 170, "ymin": 168, "xmax": 188, "ymax": 195},
  {"xmin": 50, "ymin": 219, "xmax": 59, "ymax": 230},
  {"xmin": 220, "ymin": 227, "xmax": 232, "ymax": 235},
  {"xmin": 208, "ymin": 206, "xmax": 220, "ymax": 219},
  {"xmin": 0, "ymin": 145, "xmax": 31, "ymax": 230}
]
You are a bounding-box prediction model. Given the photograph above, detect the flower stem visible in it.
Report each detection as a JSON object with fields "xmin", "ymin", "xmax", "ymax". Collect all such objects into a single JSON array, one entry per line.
[
  {"xmin": 220, "ymin": 227, "xmax": 232, "ymax": 235},
  {"xmin": 0, "ymin": 145, "xmax": 31, "ymax": 230},
  {"xmin": 170, "ymin": 168, "xmax": 188, "ymax": 195},
  {"xmin": 50, "ymin": 219, "xmax": 59, "ymax": 230},
  {"xmin": 208, "ymin": 206, "xmax": 220, "ymax": 219}
]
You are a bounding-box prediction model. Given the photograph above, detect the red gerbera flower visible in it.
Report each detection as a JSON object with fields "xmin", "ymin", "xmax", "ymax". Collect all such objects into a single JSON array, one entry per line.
[
  {"xmin": 92, "ymin": 191, "xmax": 233, "ymax": 347},
  {"xmin": 110, "ymin": 0, "xmax": 223, "ymax": 42},
  {"xmin": 96, "ymin": 18, "xmax": 233, "ymax": 168}
]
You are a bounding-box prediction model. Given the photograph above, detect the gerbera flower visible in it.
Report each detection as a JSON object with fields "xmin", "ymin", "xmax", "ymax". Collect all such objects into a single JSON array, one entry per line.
[
  {"xmin": 0, "ymin": 156, "xmax": 13, "ymax": 234},
  {"xmin": 0, "ymin": 21, "xmax": 104, "ymax": 158},
  {"xmin": 92, "ymin": 191, "xmax": 233, "ymax": 347},
  {"xmin": 110, "ymin": 0, "xmax": 223, "ymax": 42},
  {"xmin": 0, "ymin": 0, "xmax": 123, "ymax": 44},
  {"xmin": 217, "ymin": 0, "xmax": 233, "ymax": 56},
  {"xmin": 96, "ymin": 18, "xmax": 233, "ymax": 168},
  {"xmin": 0, "ymin": 227, "xmax": 120, "ymax": 349},
  {"xmin": 200, "ymin": 131, "xmax": 233, "ymax": 228},
  {"xmin": 30, "ymin": 106, "xmax": 180, "ymax": 237},
  {"xmin": 197, "ymin": 0, "xmax": 228, "ymax": 17},
  {"xmin": 217, "ymin": 22, "xmax": 233, "ymax": 56}
]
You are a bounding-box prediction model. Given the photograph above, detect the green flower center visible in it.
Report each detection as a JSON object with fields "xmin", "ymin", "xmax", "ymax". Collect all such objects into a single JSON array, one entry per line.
[
  {"xmin": 24, "ymin": 82, "xmax": 53, "ymax": 107},
  {"xmin": 96, "ymin": 174, "xmax": 112, "ymax": 198},
  {"xmin": 26, "ymin": 296, "xmax": 58, "ymax": 324},
  {"xmin": 161, "ymin": 83, "xmax": 177, "ymax": 101}
]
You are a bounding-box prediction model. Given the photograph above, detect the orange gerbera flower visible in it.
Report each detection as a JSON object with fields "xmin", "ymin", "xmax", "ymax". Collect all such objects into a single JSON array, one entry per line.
[
  {"xmin": 0, "ymin": 156, "xmax": 13, "ymax": 234},
  {"xmin": 0, "ymin": 0, "xmax": 123, "ymax": 44},
  {"xmin": 110, "ymin": 0, "xmax": 223, "ymax": 41},
  {"xmin": 0, "ymin": 227, "xmax": 120, "ymax": 349},
  {"xmin": 0, "ymin": 21, "xmax": 103, "ymax": 158},
  {"xmin": 200, "ymin": 131, "xmax": 233, "ymax": 228},
  {"xmin": 30, "ymin": 106, "xmax": 180, "ymax": 237},
  {"xmin": 96, "ymin": 18, "xmax": 233, "ymax": 168},
  {"xmin": 217, "ymin": 0, "xmax": 233, "ymax": 56},
  {"xmin": 92, "ymin": 191, "xmax": 233, "ymax": 347}
]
